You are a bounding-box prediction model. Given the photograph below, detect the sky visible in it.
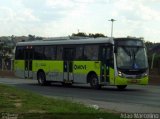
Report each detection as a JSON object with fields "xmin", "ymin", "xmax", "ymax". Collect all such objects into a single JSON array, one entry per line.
[{"xmin": 0, "ymin": 0, "xmax": 160, "ymax": 42}]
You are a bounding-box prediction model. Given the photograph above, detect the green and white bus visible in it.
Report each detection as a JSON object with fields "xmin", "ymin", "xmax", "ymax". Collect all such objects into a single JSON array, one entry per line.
[{"xmin": 14, "ymin": 37, "xmax": 149, "ymax": 89}]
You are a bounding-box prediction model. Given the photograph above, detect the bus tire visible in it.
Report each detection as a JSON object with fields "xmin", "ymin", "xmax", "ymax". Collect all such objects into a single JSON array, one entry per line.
[
  {"xmin": 37, "ymin": 72, "xmax": 47, "ymax": 86},
  {"xmin": 117, "ymin": 85, "xmax": 127, "ymax": 90},
  {"xmin": 90, "ymin": 74, "xmax": 101, "ymax": 89}
]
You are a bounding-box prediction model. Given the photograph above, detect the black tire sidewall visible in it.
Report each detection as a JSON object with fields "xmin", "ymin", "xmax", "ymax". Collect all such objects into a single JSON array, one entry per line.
[
  {"xmin": 38, "ymin": 72, "xmax": 46, "ymax": 85},
  {"xmin": 90, "ymin": 74, "xmax": 101, "ymax": 89}
]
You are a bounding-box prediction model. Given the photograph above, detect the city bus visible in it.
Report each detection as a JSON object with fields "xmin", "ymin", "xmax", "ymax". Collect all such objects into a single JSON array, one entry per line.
[{"xmin": 14, "ymin": 37, "xmax": 149, "ymax": 89}]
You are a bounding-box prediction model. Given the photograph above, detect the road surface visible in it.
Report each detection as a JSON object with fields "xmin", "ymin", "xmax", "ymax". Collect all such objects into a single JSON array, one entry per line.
[{"xmin": 0, "ymin": 78, "xmax": 160, "ymax": 113}]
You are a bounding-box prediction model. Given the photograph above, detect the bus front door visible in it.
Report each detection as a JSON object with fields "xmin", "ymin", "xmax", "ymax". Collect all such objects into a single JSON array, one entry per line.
[
  {"xmin": 100, "ymin": 46, "xmax": 112, "ymax": 83},
  {"xmin": 63, "ymin": 48, "xmax": 75, "ymax": 83},
  {"xmin": 24, "ymin": 49, "xmax": 33, "ymax": 79}
]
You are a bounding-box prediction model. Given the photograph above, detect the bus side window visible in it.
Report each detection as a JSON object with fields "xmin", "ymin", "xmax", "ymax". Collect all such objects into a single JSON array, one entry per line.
[
  {"xmin": 15, "ymin": 46, "xmax": 25, "ymax": 60},
  {"xmin": 63, "ymin": 48, "xmax": 76, "ymax": 60},
  {"xmin": 44, "ymin": 46, "xmax": 56, "ymax": 60},
  {"xmin": 84, "ymin": 45, "xmax": 98, "ymax": 60},
  {"xmin": 106, "ymin": 46, "xmax": 114, "ymax": 67},
  {"xmin": 75, "ymin": 45, "xmax": 84, "ymax": 60},
  {"xmin": 34, "ymin": 46, "xmax": 44, "ymax": 60},
  {"xmin": 57, "ymin": 46, "xmax": 63, "ymax": 60}
]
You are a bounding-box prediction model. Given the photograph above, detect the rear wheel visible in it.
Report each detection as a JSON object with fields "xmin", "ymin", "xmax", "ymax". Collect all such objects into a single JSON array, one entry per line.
[
  {"xmin": 90, "ymin": 74, "xmax": 101, "ymax": 89},
  {"xmin": 117, "ymin": 85, "xmax": 127, "ymax": 90},
  {"xmin": 37, "ymin": 72, "xmax": 47, "ymax": 86}
]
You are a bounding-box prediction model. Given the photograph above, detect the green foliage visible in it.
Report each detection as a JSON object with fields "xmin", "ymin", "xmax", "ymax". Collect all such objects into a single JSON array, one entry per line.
[
  {"xmin": 144, "ymin": 40, "xmax": 160, "ymax": 69},
  {"xmin": 72, "ymin": 32, "xmax": 106, "ymax": 38},
  {"xmin": 0, "ymin": 42, "xmax": 13, "ymax": 58},
  {"xmin": 148, "ymin": 54, "xmax": 160, "ymax": 69},
  {"xmin": 72, "ymin": 32, "xmax": 88, "ymax": 37},
  {"xmin": 89, "ymin": 33, "xmax": 105, "ymax": 38}
]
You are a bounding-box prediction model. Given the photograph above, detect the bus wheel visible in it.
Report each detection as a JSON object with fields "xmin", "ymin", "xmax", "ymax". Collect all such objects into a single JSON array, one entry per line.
[
  {"xmin": 37, "ymin": 72, "xmax": 46, "ymax": 86},
  {"xmin": 117, "ymin": 85, "xmax": 127, "ymax": 90},
  {"xmin": 90, "ymin": 74, "xmax": 101, "ymax": 89}
]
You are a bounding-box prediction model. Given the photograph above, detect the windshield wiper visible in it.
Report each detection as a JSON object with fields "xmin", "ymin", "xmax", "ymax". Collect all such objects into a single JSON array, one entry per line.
[{"xmin": 122, "ymin": 46, "xmax": 140, "ymax": 69}]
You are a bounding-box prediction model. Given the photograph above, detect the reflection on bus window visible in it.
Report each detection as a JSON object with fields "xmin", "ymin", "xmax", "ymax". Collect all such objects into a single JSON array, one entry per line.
[
  {"xmin": 84, "ymin": 45, "xmax": 98, "ymax": 60},
  {"xmin": 34, "ymin": 46, "xmax": 44, "ymax": 60},
  {"xmin": 75, "ymin": 45, "xmax": 83, "ymax": 60},
  {"xmin": 116, "ymin": 47, "xmax": 148, "ymax": 69},
  {"xmin": 57, "ymin": 46, "xmax": 63, "ymax": 60},
  {"xmin": 44, "ymin": 46, "xmax": 56, "ymax": 60}
]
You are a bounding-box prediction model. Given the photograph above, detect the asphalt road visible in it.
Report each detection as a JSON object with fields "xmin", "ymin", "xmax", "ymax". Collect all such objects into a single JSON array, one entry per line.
[{"xmin": 0, "ymin": 77, "xmax": 160, "ymax": 113}]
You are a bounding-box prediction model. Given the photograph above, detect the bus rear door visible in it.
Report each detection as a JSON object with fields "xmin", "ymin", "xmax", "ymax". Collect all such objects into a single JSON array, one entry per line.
[
  {"xmin": 63, "ymin": 48, "xmax": 75, "ymax": 83},
  {"xmin": 24, "ymin": 48, "xmax": 33, "ymax": 79}
]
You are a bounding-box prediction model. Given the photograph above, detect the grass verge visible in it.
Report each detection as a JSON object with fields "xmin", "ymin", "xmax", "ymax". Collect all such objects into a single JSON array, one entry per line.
[{"xmin": 0, "ymin": 84, "xmax": 120, "ymax": 119}]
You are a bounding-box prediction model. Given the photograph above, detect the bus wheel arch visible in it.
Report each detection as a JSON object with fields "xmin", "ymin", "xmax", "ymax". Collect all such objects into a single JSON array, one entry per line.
[
  {"xmin": 37, "ymin": 69, "xmax": 47, "ymax": 85},
  {"xmin": 87, "ymin": 71, "xmax": 101, "ymax": 89}
]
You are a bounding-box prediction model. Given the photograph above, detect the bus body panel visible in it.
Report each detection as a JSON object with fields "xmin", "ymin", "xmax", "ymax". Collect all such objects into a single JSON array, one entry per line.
[
  {"xmin": 32, "ymin": 60, "xmax": 64, "ymax": 81},
  {"xmin": 139, "ymin": 77, "xmax": 148, "ymax": 85},
  {"xmin": 14, "ymin": 60, "xmax": 25, "ymax": 78},
  {"xmin": 109, "ymin": 67, "xmax": 115, "ymax": 85},
  {"xmin": 73, "ymin": 61, "xmax": 101, "ymax": 83},
  {"xmin": 114, "ymin": 76, "xmax": 148, "ymax": 85}
]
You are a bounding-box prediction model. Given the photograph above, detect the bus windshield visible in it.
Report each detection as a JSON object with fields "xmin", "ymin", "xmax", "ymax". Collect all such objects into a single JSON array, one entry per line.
[{"xmin": 116, "ymin": 46, "xmax": 148, "ymax": 70}]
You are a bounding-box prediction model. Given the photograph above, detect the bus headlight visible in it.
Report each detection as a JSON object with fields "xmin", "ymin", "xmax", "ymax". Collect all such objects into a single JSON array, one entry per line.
[
  {"xmin": 118, "ymin": 71, "xmax": 124, "ymax": 77},
  {"xmin": 142, "ymin": 72, "xmax": 148, "ymax": 77}
]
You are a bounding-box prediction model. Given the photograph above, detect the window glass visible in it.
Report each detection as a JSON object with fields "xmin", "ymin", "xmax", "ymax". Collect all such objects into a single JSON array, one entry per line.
[
  {"xmin": 115, "ymin": 39, "xmax": 143, "ymax": 46},
  {"xmin": 34, "ymin": 46, "xmax": 44, "ymax": 60},
  {"xmin": 44, "ymin": 46, "xmax": 56, "ymax": 60},
  {"xmin": 84, "ymin": 45, "xmax": 98, "ymax": 60},
  {"xmin": 63, "ymin": 48, "xmax": 76, "ymax": 60},
  {"xmin": 57, "ymin": 46, "xmax": 63, "ymax": 60},
  {"xmin": 15, "ymin": 46, "xmax": 25, "ymax": 60},
  {"xmin": 101, "ymin": 47, "xmax": 109, "ymax": 61},
  {"xmin": 116, "ymin": 47, "xmax": 148, "ymax": 69},
  {"xmin": 75, "ymin": 45, "xmax": 83, "ymax": 60},
  {"xmin": 99, "ymin": 45, "xmax": 113, "ymax": 67}
]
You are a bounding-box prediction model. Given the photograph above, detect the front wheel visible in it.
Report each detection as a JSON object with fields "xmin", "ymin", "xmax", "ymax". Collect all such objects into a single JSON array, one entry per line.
[
  {"xmin": 37, "ymin": 72, "xmax": 47, "ymax": 86},
  {"xmin": 117, "ymin": 85, "xmax": 127, "ymax": 90},
  {"xmin": 90, "ymin": 74, "xmax": 101, "ymax": 89}
]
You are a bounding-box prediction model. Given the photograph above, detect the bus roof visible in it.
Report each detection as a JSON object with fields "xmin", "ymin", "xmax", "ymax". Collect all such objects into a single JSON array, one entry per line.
[{"xmin": 16, "ymin": 37, "xmax": 114, "ymax": 46}]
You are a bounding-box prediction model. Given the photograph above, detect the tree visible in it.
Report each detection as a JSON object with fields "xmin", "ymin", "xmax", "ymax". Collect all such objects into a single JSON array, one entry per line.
[
  {"xmin": 0, "ymin": 37, "xmax": 15, "ymax": 70},
  {"xmin": 0, "ymin": 43, "xmax": 11, "ymax": 70},
  {"xmin": 72, "ymin": 32, "xmax": 106, "ymax": 38},
  {"xmin": 145, "ymin": 41, "xmax": 154, "ymax": 49},
  {"xmin": 89, "ymin": 33, "xmax": 105, "ymax": 38},
  {"xmin": 28, "ymin": 34, "xmax": 35, "ymax": 41},
  {"xmin": 72, "ymin": 32, "xmax": 88, "ymax": 37},
  {"xmin": 36, "ymin": 37, "xmax": 43, "ymax": 40}
]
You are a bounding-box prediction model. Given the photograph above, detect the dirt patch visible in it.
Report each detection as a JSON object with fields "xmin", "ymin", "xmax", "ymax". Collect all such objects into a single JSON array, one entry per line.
[
  {"xmin": 149, "ymin": 68, "xmax": 160, "ymax": 85},
  {"xmin": 0, "ymin": 70, "xmax": 17, "ymax": 78},
  {"xmin": 14, "ymin": 103, "xmax": 22, "ymax": 108},
  {"xmin": 28, "ymin": 110, "xmax": 46, "ymax": 113}
]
